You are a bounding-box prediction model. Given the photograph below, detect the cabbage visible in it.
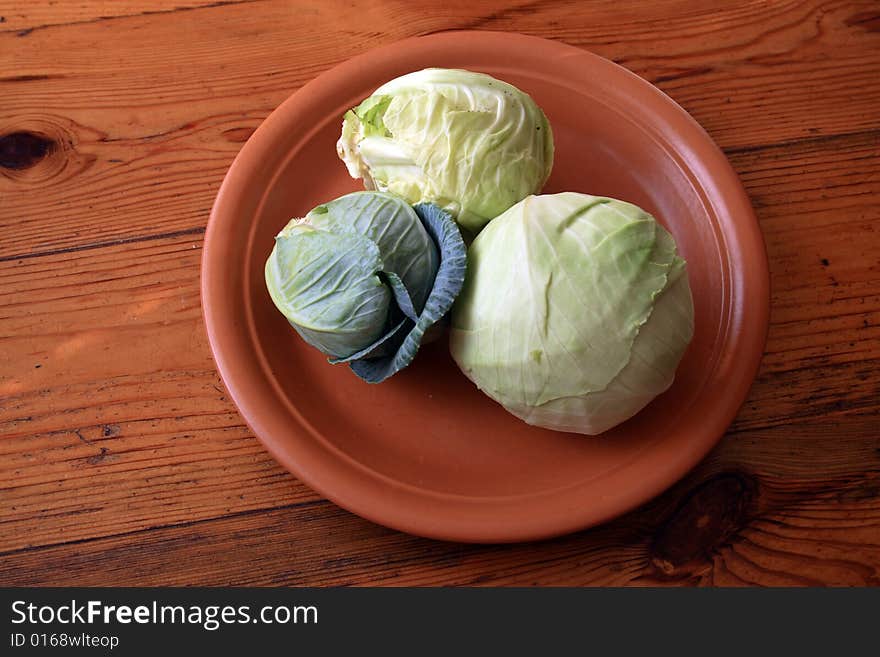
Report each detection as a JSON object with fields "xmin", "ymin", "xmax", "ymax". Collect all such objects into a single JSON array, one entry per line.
[
  {"xmin": 265, "ymin": 191, "xmax": 466, "ymax": 383},
  {"xmin": 449, "ymin": 193, "xmax": 694, "ymax": 434},
  {"xmin": 337, "ymin": 68, "xmax": 554, "ymax": 235}
]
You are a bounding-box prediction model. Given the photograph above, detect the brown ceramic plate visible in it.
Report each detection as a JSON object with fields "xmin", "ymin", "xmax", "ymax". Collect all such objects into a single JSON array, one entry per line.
[{"xmin": 202, "ymin": 31, "xmax": 769, "ymax": 543}]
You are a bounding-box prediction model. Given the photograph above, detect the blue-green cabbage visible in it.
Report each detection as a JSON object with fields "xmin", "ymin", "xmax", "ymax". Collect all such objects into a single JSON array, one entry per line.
[
  {"xmin": 337, "ymin": 68, "xmax": 554, "ymax": 235},
  {"xmin": 265, "ymin": 191, "xmax": 466, "ymax": 383},
  {"xmin": 449, "ymin": 193, "xmax": 694, "ymax": 434}
]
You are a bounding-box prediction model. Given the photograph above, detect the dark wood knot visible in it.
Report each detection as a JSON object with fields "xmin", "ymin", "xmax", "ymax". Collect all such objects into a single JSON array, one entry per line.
[
  {"xmin": 0, "ymin": 131, "xmax": 55, "ymax": 169},
  {"xmin": 650, "ymin": 472, "xmax": 757, "ymax": 577}
]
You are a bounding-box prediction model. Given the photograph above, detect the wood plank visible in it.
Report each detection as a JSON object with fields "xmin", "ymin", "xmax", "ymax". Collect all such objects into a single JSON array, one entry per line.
[
  {"xmin": 0, "ymin": 233, "xmax": 319, "ymax": 553},
  {"xmin": 0, "ymin": 131, "xmax": 877, "ymax": 555},
  {"xmin": 1, "ymin": 419, "xmax": 877, "ymax": 586},
  {"xmin": 3, "ymin": 0, "xmax": 879, "ymax": 258},
  {"xmin": 727, "ymin": 130, "xmax": 880, "ymax": 432}
]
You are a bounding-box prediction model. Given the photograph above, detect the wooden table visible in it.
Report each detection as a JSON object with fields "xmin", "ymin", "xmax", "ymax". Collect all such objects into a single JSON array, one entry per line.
[{"xmin": 1, "ymin": 0, "xmax": 878, "ymax": 587}]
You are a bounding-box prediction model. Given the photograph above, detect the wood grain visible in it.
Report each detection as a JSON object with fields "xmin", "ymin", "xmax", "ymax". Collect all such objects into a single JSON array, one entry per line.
[
  {"xmin": 3, "ymin": 0, "xmax": 879, "ymax": 258},
  {"xmin": 1, "ymin": 0, "xmax": 879, "ymax": 586},
  {"xmin": 1, "ymin": 420, "xmax": 877, "ymax": 586},
  {"xmin": 0, "ymin": 233, "xmax": 319, "ymax": 553},
  {"xmin": 727, "ymin": 130, "xmax": 880, "ymax": 432}
]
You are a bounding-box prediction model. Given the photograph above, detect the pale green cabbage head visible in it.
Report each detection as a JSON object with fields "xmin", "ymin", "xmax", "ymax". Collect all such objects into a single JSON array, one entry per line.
[
  {"xmin": 449, "ymin": 193, "xmax": 694, "ymax": 434},
  {"xmin": 337, "ymin": 68, "xmax": 554, "ymax": 235}
]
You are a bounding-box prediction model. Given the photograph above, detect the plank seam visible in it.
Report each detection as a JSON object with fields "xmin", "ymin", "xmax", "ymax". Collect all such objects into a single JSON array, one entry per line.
[
  {"xmin": 0, "ymin": 498, "xmax": 331, "ymax": 559},
  {"xmin": 0, "ymin": 0, "xmax": 265, "ymax": 37},
  {"xmin": 0, "ymin": 226, "xmax": 206, "ymax": 263},
  {"xmin": 723, "ymin": 127, "xmax": 880, "ymax": 156}
]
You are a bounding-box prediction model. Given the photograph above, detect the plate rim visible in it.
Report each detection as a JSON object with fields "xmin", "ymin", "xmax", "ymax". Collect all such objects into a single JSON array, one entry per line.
[{"xmin": 201, "ymin": 30, "xmax": 770, "ymax": 543}]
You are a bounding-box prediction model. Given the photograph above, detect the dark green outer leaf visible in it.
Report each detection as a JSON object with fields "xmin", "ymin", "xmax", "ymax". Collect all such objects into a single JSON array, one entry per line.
[{"xmin": 349, "ymin": 203, "xmax": 467, "ymax": 383}]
